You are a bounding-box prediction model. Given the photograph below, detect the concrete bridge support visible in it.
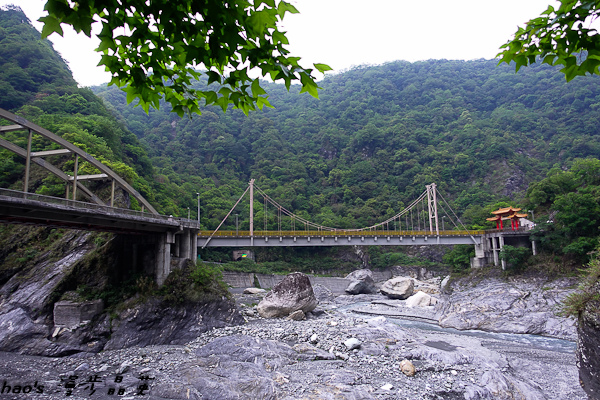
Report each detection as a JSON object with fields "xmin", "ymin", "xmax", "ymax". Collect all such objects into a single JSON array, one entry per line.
[
  {"xmin": 155, "ymin": 232, "xmax": 173, "ymax": 286},
  {"xmin": 154, "ymin": 228, "xmax": 198, "ymax": 285},
  {"xmin": 471, "ymin": 231, "xmax": 533, "ymax": 269}
]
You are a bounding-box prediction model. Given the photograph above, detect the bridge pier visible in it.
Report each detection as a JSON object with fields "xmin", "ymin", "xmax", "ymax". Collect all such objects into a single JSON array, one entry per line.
[
  {"xmin": 155, "ymin": 233, "xmax": 172, "ymax": 286},
  {"xmin": 155, "ymin": 228, "xmax": 198, "ymax": 286},
  {"xmin": 471, "ymin": 231, "xmax": 533, "ymax": 269}
]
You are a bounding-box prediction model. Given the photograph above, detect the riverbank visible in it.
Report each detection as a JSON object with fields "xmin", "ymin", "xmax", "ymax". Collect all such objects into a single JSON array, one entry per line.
[
  {"xmin": 225, "ymin": 268, "xmax": 579, "ymax": 340},
  {"xmin": 0, "ymin": 288, "xmax": 585, "ymax": 400}
]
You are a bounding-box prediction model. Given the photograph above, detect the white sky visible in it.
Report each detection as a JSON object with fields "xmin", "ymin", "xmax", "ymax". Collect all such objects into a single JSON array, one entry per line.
[{"xmin": 2, "ymin": 0, "xmax": 556, "ymax": 87}]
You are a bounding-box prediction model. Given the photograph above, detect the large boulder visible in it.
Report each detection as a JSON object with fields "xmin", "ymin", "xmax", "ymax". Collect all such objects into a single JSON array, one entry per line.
[
  {"xmin": 380, "ymin": 277, "xmax": 414, "ymax": 300},
  {"xmin": 257, "ymin": 272, "xmax": 317, "ymax": 318},
  {"xmin": 312, "ymin": 283, "xmax": 334, "ymax": 303},
  {"xmin": 437, "ymin": 278, "xmax": 577, "ymax": 339},
  {"xmin": 345, "ymin": 269, "xmax": 377, "ymax": 295},
  {"xmin": 405, "ymin": 291, "xmax": 432, "ymax": 307}
]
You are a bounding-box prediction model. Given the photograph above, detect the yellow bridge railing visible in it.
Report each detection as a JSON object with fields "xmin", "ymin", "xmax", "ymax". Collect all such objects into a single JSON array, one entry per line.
[{"xmin": 198, "ymin": 229, "xmax": 486, "ymax": 237}]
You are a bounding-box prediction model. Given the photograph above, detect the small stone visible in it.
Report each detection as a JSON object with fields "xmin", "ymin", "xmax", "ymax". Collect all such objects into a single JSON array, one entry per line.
[
  {"xmin": 274, "ymin": 372, "xmax": 289, "ymax": 384},
  {"xmin": 451, "ymin": 370, "xmax": 458, "ymax": 376},
  {"xmin": 74, "ymin": 363, "xmax": 90, "ymax": 374},
  {"xmin": 117, "ymin": 361, "xmax": 131, "ymax": 374},
  {"xmin": 335, "ymin": 351, "xmax": 349, "ymax": 361},
  {"xmin": 344, "ymin": 338, "xmax": 361, "ymax": 350},
  {"xmin": 243, "ymin": 287, "xmax": 266, "ymax": 294},
  {"xmin": 310, "ymin": 334, "xmax": 319, "ymax": 344},
  {"xmin": 400, "ymin": 359, "xmax": 416, "ymax": 377},
  {"xmin": 380, "ymin": 383, "xmax": 393, "ymax": 391},
  {"xmin": 287, "ymin": 310, "xmax": 306, "ymax": 321}
]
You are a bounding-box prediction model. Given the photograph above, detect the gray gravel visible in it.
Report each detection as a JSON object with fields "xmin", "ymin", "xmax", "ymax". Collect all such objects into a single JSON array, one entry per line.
[{"xmin": 0, "ymin": 292, "xmax": 586, "ymax": 400}]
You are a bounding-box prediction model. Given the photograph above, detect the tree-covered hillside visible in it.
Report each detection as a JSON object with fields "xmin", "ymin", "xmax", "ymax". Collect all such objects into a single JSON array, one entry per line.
[
  {"xmin": 2, "ymin": 6, "xmax": 600, "ymax": 269},
  {"xmin": 4, "ymin": 4, "xmax": 600, "ymax": 242},
  {"xmin": 94, "ymin": 57, "xmax": 600, "ymax": 230},
  {"xmin": 0, "ymin": 6, "xmax": 74, "ymax": 111}
]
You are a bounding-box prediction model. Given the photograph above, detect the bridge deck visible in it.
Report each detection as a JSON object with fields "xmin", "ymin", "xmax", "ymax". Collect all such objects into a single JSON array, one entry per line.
[
  {"xmin": 199, "ymin": 230, "xmax": 485, "ymax": 247},
  {"xmin": 0, "ymin": 189, "xmax": 198, "ymax": 233}
]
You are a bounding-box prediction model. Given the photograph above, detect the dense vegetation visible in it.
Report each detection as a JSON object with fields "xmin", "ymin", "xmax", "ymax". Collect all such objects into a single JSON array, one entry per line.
[
  {"xmin": 94, "ymin": 56, "xmax": 600, "ymax": 233},
  {"xmin": 525, "ymin": 158, "xmax": 600, "ymax": 261},
  {"xmin": 2, "ymin": 6, "xmax": 600, "ymax": 273}
]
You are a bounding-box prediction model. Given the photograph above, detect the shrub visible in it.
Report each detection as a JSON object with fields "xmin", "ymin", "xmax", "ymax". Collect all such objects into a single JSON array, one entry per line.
[
  {"xmin": 499, "ymin": 245, "xmax": 531, "ymax": 273},
  {"xmin": 443, "ymin": 245, "xmax": 475, "ymax": 272},
  {"xmin": 161, "ymin": 261, "xmax": 229, "ymax": 304},
  {"xmin": 560, "ymin": 258, "xmax": 600, "ymax": 317}
]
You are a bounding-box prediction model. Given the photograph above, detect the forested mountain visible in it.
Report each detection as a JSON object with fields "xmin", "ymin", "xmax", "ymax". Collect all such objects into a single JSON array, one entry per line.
[
  {"xmin": 3, "ymin": 5, "xmax": 600, "ymax": 244},
  {"xmin": 94, "ymin": 55, "xmax": 600, "ymax": 230},
  {"xmin": 0, "ymin": 6, "xmax": 74, "ymax": 110}
]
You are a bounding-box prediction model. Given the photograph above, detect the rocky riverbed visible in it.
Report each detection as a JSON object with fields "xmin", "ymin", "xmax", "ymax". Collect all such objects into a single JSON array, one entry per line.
[{"xmin": 0, "ymin": 288, "xmax": 586, "ymax": 400}]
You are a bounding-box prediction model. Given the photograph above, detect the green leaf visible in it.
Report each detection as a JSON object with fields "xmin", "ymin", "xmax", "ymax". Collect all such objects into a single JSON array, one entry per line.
[
  {"xmin": 314, "ymin": 63, "xmax": 333, "ymax": 73},
  {"xmin": 251, "ymin": 79, "xmax": 267, "ymax": 97},
  {"xmin": 39, "ymin": 15, "xmax": 64, "ymax": 38},
  {"xmin": 206, "ymin": 71, "xmax": 222, "ymax": 85},
  {"xmin": 256, "ymin": 96, "xmax": 273, "ymax": 110},
  {"xmin": 277, "ymin": 1, "xmax": 299, "ymax": 18}
]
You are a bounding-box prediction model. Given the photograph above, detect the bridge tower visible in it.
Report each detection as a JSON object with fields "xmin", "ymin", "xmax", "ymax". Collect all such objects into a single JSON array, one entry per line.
[{"xmin": 426, "ymin": 183, "xmax": 439, "ymax": 235}]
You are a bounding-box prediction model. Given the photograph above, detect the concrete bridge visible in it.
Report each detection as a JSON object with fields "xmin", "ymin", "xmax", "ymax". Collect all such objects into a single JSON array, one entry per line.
[{"xmin": 0, "ymin": 108, "xmax": 198, "ymax": 285}]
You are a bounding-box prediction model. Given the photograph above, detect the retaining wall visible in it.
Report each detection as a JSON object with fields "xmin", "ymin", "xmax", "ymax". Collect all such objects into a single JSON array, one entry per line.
[{"xmin": 222, "ymin": 269, "xmax": 396, "ymax": 294}]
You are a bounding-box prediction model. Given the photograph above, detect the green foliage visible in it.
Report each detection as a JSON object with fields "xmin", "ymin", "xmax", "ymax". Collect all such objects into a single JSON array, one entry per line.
[
  {"xmin": 220, "ymin": 254, "xmax": 358, "ymax": 276},
  {"xmin": 369, "ymin": 248, "xmax": 437, "ymax": 269},
  {"xmin": 560, "ymin": 255, "xmax": 600, "ymax": 317},
  {"xmin": 499, "ymin": 245, "xmax": 531, "ymax": 274},
  {"xmin": 499, "ymin": 1, "xmax": 600, "ymax": 81},
  {"xmin": 39, "ymin": 0, "xmax": 329, "ymax": 116},
  {"xmin": 160, "ymin": 261, "xmax": 229, "ymax": 304},
  {"xmin": 443, "ymin": 245, "xmax": 475, "ymax": 272},
  {"xmin": 0, "ymin": 6, "xmax": 76, "ymax": 110},
  {"xmin": 6, "ymin": 6, "xmax": 600, "ymax": 251},
  {"xmin": 526, "ymin": 158, "xmax": 600, "ymax": 263},
  {"xmin": 94, "ymin": 57, "xmax": 600, "ymax": 230}
]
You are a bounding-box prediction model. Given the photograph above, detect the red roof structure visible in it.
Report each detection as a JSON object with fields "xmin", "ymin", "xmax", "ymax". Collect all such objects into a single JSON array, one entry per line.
[{"xmin": 487, "ymin": 207, "xmax": 528, "ymax": 230}]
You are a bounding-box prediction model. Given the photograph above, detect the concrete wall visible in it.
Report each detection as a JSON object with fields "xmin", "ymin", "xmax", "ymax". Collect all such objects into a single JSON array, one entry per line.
[
  {"xmin": 53, "ymin": 299, "xmax": 103, "ymax": 328},
  {"xmin": 221, "ymin": 271, "xmax": 353, "ymax": 294},
  {"xmin": 222, "ymin": 269, "xmax": 399, "ymax": 294}
]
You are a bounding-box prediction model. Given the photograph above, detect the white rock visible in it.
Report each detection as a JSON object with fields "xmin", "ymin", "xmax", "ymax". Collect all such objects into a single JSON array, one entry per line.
[
  {"xmin": 400, "ymin": 359, "xmax": 416, "ymax": 377},
  {"xmin": 344, "ymin": 338, "xmax": 361, "ymax": 350},
  {"xmin": 243, "ymin": 287, "xmax": 266, "ymax": 294},
  {"xmin": 366, "ymin": 316, "xmax": 387, "ymax": 325},
  {"xmin": 380, "ymin": 384, "xmax": 393, "ymax": 391},
  {"xmin": 405, "ymin": 291, "xmax": 432, "ymax": 307},
  {"xmin": 310, "ymin": 334, "xmax": 319, "ymax": 344},
  {"xmin": 257, "ymin": 273, "xmax": 317, "ymax": 318},
  {"xmin": 380, "ymin": 277, "xmax": 414, "ymax": 299}
]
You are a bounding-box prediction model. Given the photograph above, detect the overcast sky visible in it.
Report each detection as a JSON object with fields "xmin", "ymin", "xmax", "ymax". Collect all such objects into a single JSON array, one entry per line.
[{"xmin": 2, "ymin": 0, "xmax": 555, "ymax": 87}]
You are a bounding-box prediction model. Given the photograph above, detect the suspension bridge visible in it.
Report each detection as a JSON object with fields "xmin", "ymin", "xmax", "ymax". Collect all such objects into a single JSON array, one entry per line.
[
  {"xmin": 197, "ymin": 179, "xmax": 533, "ymax": 268},
  {"xmin": 199, "ymin": 180, "xmax": 489, "ymax": 248}
]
